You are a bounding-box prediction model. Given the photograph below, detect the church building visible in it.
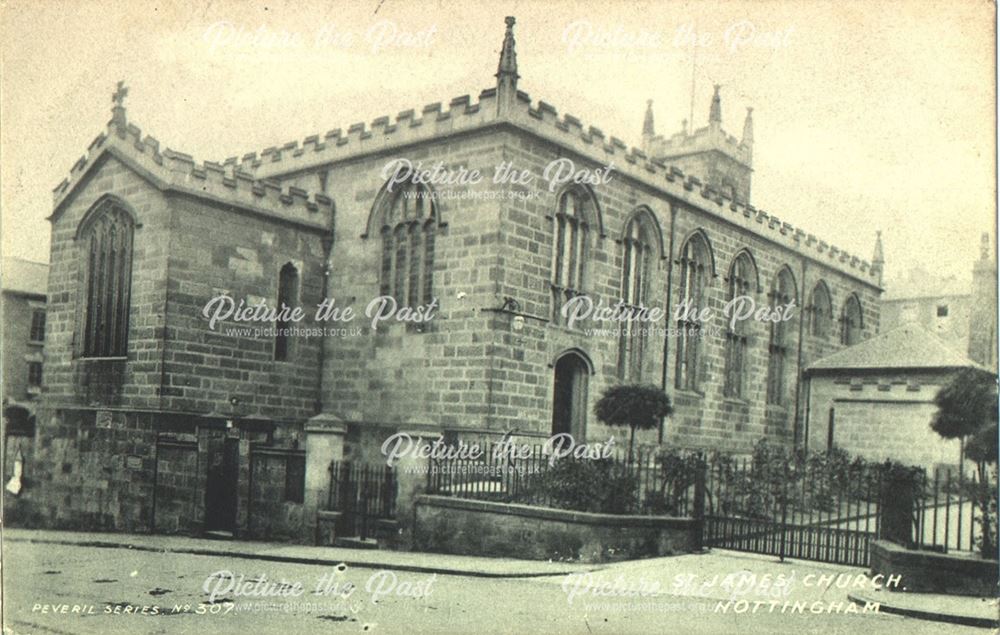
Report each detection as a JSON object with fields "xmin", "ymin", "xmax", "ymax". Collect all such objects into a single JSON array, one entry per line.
[{"xmin": 18, "ymin": 17, "xmax": 882, "ymax": 539}]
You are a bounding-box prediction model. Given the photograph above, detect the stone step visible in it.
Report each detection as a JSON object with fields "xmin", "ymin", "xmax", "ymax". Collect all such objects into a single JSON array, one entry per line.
[{"xmin": 333, "ymin": 537, "xmax": 379, "ymax": 550}]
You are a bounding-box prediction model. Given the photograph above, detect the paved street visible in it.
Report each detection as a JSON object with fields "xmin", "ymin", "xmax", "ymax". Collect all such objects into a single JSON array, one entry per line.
[{"xmin": 2, "ymin": 540, "xmax": 991, "ymax": 634}]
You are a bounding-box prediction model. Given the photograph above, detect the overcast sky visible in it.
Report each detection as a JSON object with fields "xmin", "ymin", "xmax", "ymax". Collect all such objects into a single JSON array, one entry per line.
[{"xmin": 2, "ymin": 0, "xmax": 994, "ymax": 289}]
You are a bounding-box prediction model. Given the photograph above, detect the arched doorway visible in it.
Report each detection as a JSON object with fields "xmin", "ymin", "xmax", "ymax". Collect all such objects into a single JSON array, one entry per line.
[{"xmin": 551, "ymin": 351, "xmax": 591, "ymax": 439}]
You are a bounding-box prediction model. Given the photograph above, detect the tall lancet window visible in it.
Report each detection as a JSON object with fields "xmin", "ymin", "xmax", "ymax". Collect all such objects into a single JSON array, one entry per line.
[
  {"xmin": 809, "ymin": 281, "xmax": 833, "ymax": 338},
  {"xmin": 618, "ymin": 212, "xmax": 655, "ymax": 380},
  {"xmin": 379, "ymin": 183, "xmax": 436, "ymax": 307},
  {"xmin": 766, "ymin": 268, "xmax": 796, "ymax": 405},
  {"xmin": 675, "ymin": 233, "xmax": 711, "ymax": 392},
  {"xmin": 551, "ymin": 187, "xmax": 594, "ymax": 325},
  {"xmin": 79, "ymin": 200, "xmax": 134, "ymax": 358},
  {"xmin": 841, "ymin": 294, "xmax": 863, "ymax": 346},
  {"xmin": 723, "ymin": 252, "xmax": 756, "ymax": 399},
  {"xmin": 275, "ymin": 262, "xmax": 299, "ymax": 361}
]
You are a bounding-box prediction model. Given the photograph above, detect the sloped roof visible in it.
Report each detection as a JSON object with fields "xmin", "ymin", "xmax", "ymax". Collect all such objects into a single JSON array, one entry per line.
[
  {"xmin": 1, "ymin": 258, "xmax": 48, "ymax": 296},
  {"xmin": 807, "ymin": 324, "xmax": 987, "ymax": 373},
  {"xmin": 50, "ymin": 113, "xmax": 333, "ymax": 233}
]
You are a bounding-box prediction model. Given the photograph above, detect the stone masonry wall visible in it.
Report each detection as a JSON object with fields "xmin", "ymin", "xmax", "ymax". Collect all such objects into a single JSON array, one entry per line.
[
  {"xmin": 414, "ymin": 494, "xmax": 700, "ymax": 563},
  {"xmin": 157, "ymin": 195, "xmax": 326, "ymax": 421},
  {"xmin": 23, "ymin": 408, "xmax": 157, "ymax": 531},
  {"xmin": 271, "ymin": 124, "xmax": 880, "ymax": 455},
  {"xmin": 29, "ymin": 144, "xmax": 324, "ymax": 535},
  {"xmin": 43, "ymin": 154, "xmax": 171, "ymax": 411},
  {"xmin": 279, "ymin": 131, "xmax": 506, "ymax": 434},
  {"xmin": 490, "ymin": 127, "xmax": 880, "ymax": 451},
  {"xmin": 805, "ymin": 369, "xmax": 961, "ymax": 469}
]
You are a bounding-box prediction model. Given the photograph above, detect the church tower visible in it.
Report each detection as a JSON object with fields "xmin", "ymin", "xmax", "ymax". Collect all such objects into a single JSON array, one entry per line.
[{"xmin": 642, "ymin": 86, "xmax": 754, "ymax": 203}]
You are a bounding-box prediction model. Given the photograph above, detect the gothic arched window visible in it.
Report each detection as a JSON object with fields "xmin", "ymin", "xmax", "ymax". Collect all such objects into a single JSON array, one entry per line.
[
  {"xmin": 724, "ymin": 252, "xmax": 756, "ymax": 399},
  {"xmin": 379, "ymin": 183, "xmax": 435, "ymax": 306},
  {"xmin": 675, "ymin": 232, "xmax": 711, "ymax": 392},
  {"xmin": 551, "ymin": 187, "xmax": 594, "ymax": 325},
  {"xmin": 766, "ymin": 268, "xmax": 797, "ymax": 405},
  {"xmin": 842, "ymin": 294, "xmax": 863, "ymax": 346},
  {"xmin": 809, "ymin": 281, "xmax": 833, "ymax": 338},
  {"xmin": 79, "ymin": 201, "xmax": 134, "ymax": 358},
  {"xmin": 618, "ymin": 212, "xmax": 655, "ymax": 379}
]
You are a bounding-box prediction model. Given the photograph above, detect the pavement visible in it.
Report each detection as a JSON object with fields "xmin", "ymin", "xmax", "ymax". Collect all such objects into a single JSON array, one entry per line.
[
  {"xmin": 4, "ymin": 528, "xmax": 997, "ymax": 628},
  {"xmin": 848, "ymin": 588, "xmax": 999, "ymax": 629},
  {"xmin": 2, "ymin": 528, "xmax": 595, "ymax": 578},
  {"xmin": 527, "ymin": 548, "xmax": 999, "ymax": 629}
]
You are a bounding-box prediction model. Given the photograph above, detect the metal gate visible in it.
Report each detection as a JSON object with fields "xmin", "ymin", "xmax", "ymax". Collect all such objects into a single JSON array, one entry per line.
[
  {"xmin": 700, "ymin": 456, "xmax": 913, "ymax": 567},
  {"xmin": 327, "ymin": 461, "xmax": 397, "ymax": 540}
]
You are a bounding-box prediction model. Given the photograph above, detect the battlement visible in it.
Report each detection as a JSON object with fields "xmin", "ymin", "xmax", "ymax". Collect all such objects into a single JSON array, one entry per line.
[
  {"xmin": 515, "ymin": 97, "xmax": 876, "ymax": 282},
  {"xmin": 52, "ymin": 117, "xmax": 333, "ymax": 231},
  {"xmin": 227, "ymin": 87, "xmax": 874, "ymax": 285},
  {"xmin": 233, "ymin": 90, "xmax": 501, "ymax": 177},
  {"xmin": 647, "ymin": 124, "xmax": 752, "ymax": 166},
  {"xmin": 512, "ymin": 96, "xmax": 874, "ymax": 283}
]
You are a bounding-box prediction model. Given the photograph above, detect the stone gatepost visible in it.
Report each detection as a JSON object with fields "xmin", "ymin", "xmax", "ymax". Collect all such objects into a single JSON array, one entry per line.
[
  {"xmin": 392, "ymin": 430, "xmax": 443, "ymax": 550},
  {"xmin": 304, "ymin": 413, "xmax": 346, "ymax": 544}
]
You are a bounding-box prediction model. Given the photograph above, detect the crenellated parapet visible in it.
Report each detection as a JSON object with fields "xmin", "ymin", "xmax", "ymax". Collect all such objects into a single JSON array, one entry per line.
[
  {"xmin": 52, "ymin": 116, "xmax": 333, "ymax": 231},
  {"xmin": 231, "ymin": 91, "xmax": 498, "ymax": 178},
  {"xmin": 231, "ymin": 84, "xmax": 876, "ymax": 285},
  {"xmin": 509, "ymin": 96, "xmax": 876, "ymax": 284},
  {"xmin": 646, "ymin": 124, "xmax": 752, "ymax": 167}
]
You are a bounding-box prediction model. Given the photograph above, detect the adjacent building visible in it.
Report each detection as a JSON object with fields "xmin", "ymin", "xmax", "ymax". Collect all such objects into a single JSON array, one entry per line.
[
  {"xmin": 2, "ymin": 258, "xmax": 48, "ymax": 431},
  {"xmin": 20, "ymin": 18, "xmax": 884, "ymax": 539},
  {"xmin": 2, "ymin": 258, "xmax": 48, "ymax": 506},
  {"xmin": 804, "ymin": 323, "xmax": 989, "ymax": 471},
  {"xmin": 881, "ymin": 233, "xmax": 997, "ymax": 372}
]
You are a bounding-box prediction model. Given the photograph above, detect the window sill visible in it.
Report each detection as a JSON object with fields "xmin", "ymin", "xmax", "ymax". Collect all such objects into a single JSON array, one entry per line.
[
  {"xmin": 722, "ymin": 397, "xmax": 750, "ymax": 407},
  {"xmin": 75, "ymin": 356, "xmax": 128, "ymax": 362},
  {"xmin": 672, "ymin": 388, "xmax": 705, "ymax": 401},
  {"xmin": 27, "ymin": 340, "xmax": 44, "ymax": 347}
]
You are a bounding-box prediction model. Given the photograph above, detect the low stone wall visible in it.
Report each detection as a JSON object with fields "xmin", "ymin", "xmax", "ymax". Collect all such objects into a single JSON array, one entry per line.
[
  {"xmin": 413, "ymin": 495, "xmax": 700, "ymax": 563},
  {"xmin": 870, "ymin": 540, "xmax": 998, "ymax": 596}
]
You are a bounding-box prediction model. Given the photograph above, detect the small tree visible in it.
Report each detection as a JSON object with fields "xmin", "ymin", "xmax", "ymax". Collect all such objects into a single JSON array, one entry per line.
[
  {"xmin": 594, "ymin": 384, "xmax": 673, "ymax": 460},
  {"xmin": 932, "ymin": 367, "xmax": 998, "ymax": 558},
  {"xmin": 931, "ymin": 367, "xmax": 998, "ymax": 439}
]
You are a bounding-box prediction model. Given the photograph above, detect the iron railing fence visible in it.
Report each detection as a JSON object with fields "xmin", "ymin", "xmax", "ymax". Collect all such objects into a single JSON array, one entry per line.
[
  {"xmin": 426, "ymin": 439, "xmax": 701, "ymax": 517},
  {"xmin": 912, "ymin": 465, "xmax": 990, "ymax": 555}
]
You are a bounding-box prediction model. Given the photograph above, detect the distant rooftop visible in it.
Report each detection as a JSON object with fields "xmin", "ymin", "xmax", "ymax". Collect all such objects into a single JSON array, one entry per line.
[
  {"xmin": 882, "ymin": 266, "xmax": 970, "ymax": 301},
  {"xmin": 1, "ymin": 257, "xmax": 48, "ymax": 296},
  {"xmin": 807, "ymin": 323, "xmax": 986, "ymax": 373}
]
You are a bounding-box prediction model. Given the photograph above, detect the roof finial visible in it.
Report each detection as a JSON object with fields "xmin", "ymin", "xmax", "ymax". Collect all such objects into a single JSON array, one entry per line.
[
  {"xmin": 496, "ymin": 17, "xmax": 518, "ymax": 82},
  {"xmin": 111, "ymin": 80, "xmax": 128, "ymax": 128},
  {"xmin": 741, "ymin": 107, "xmax": 754, "ymax": 146},
  {"xmin": 642, "ymin": 99, "xmax": 655, "ymax": 138},
  {"xmin": 495, "ymin": 17, "xmax": 519, "ymax": 116},
  {"xmin": 980, "ymin": 232, "xmax": 991, "ymax": 261},
  {"xmin": 872, "ymin": 230, "xmax": 885, "ymax": 285},
  {"xmin": 709, "ymin": 84, "xmax": 722, "ymax": 125}
]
